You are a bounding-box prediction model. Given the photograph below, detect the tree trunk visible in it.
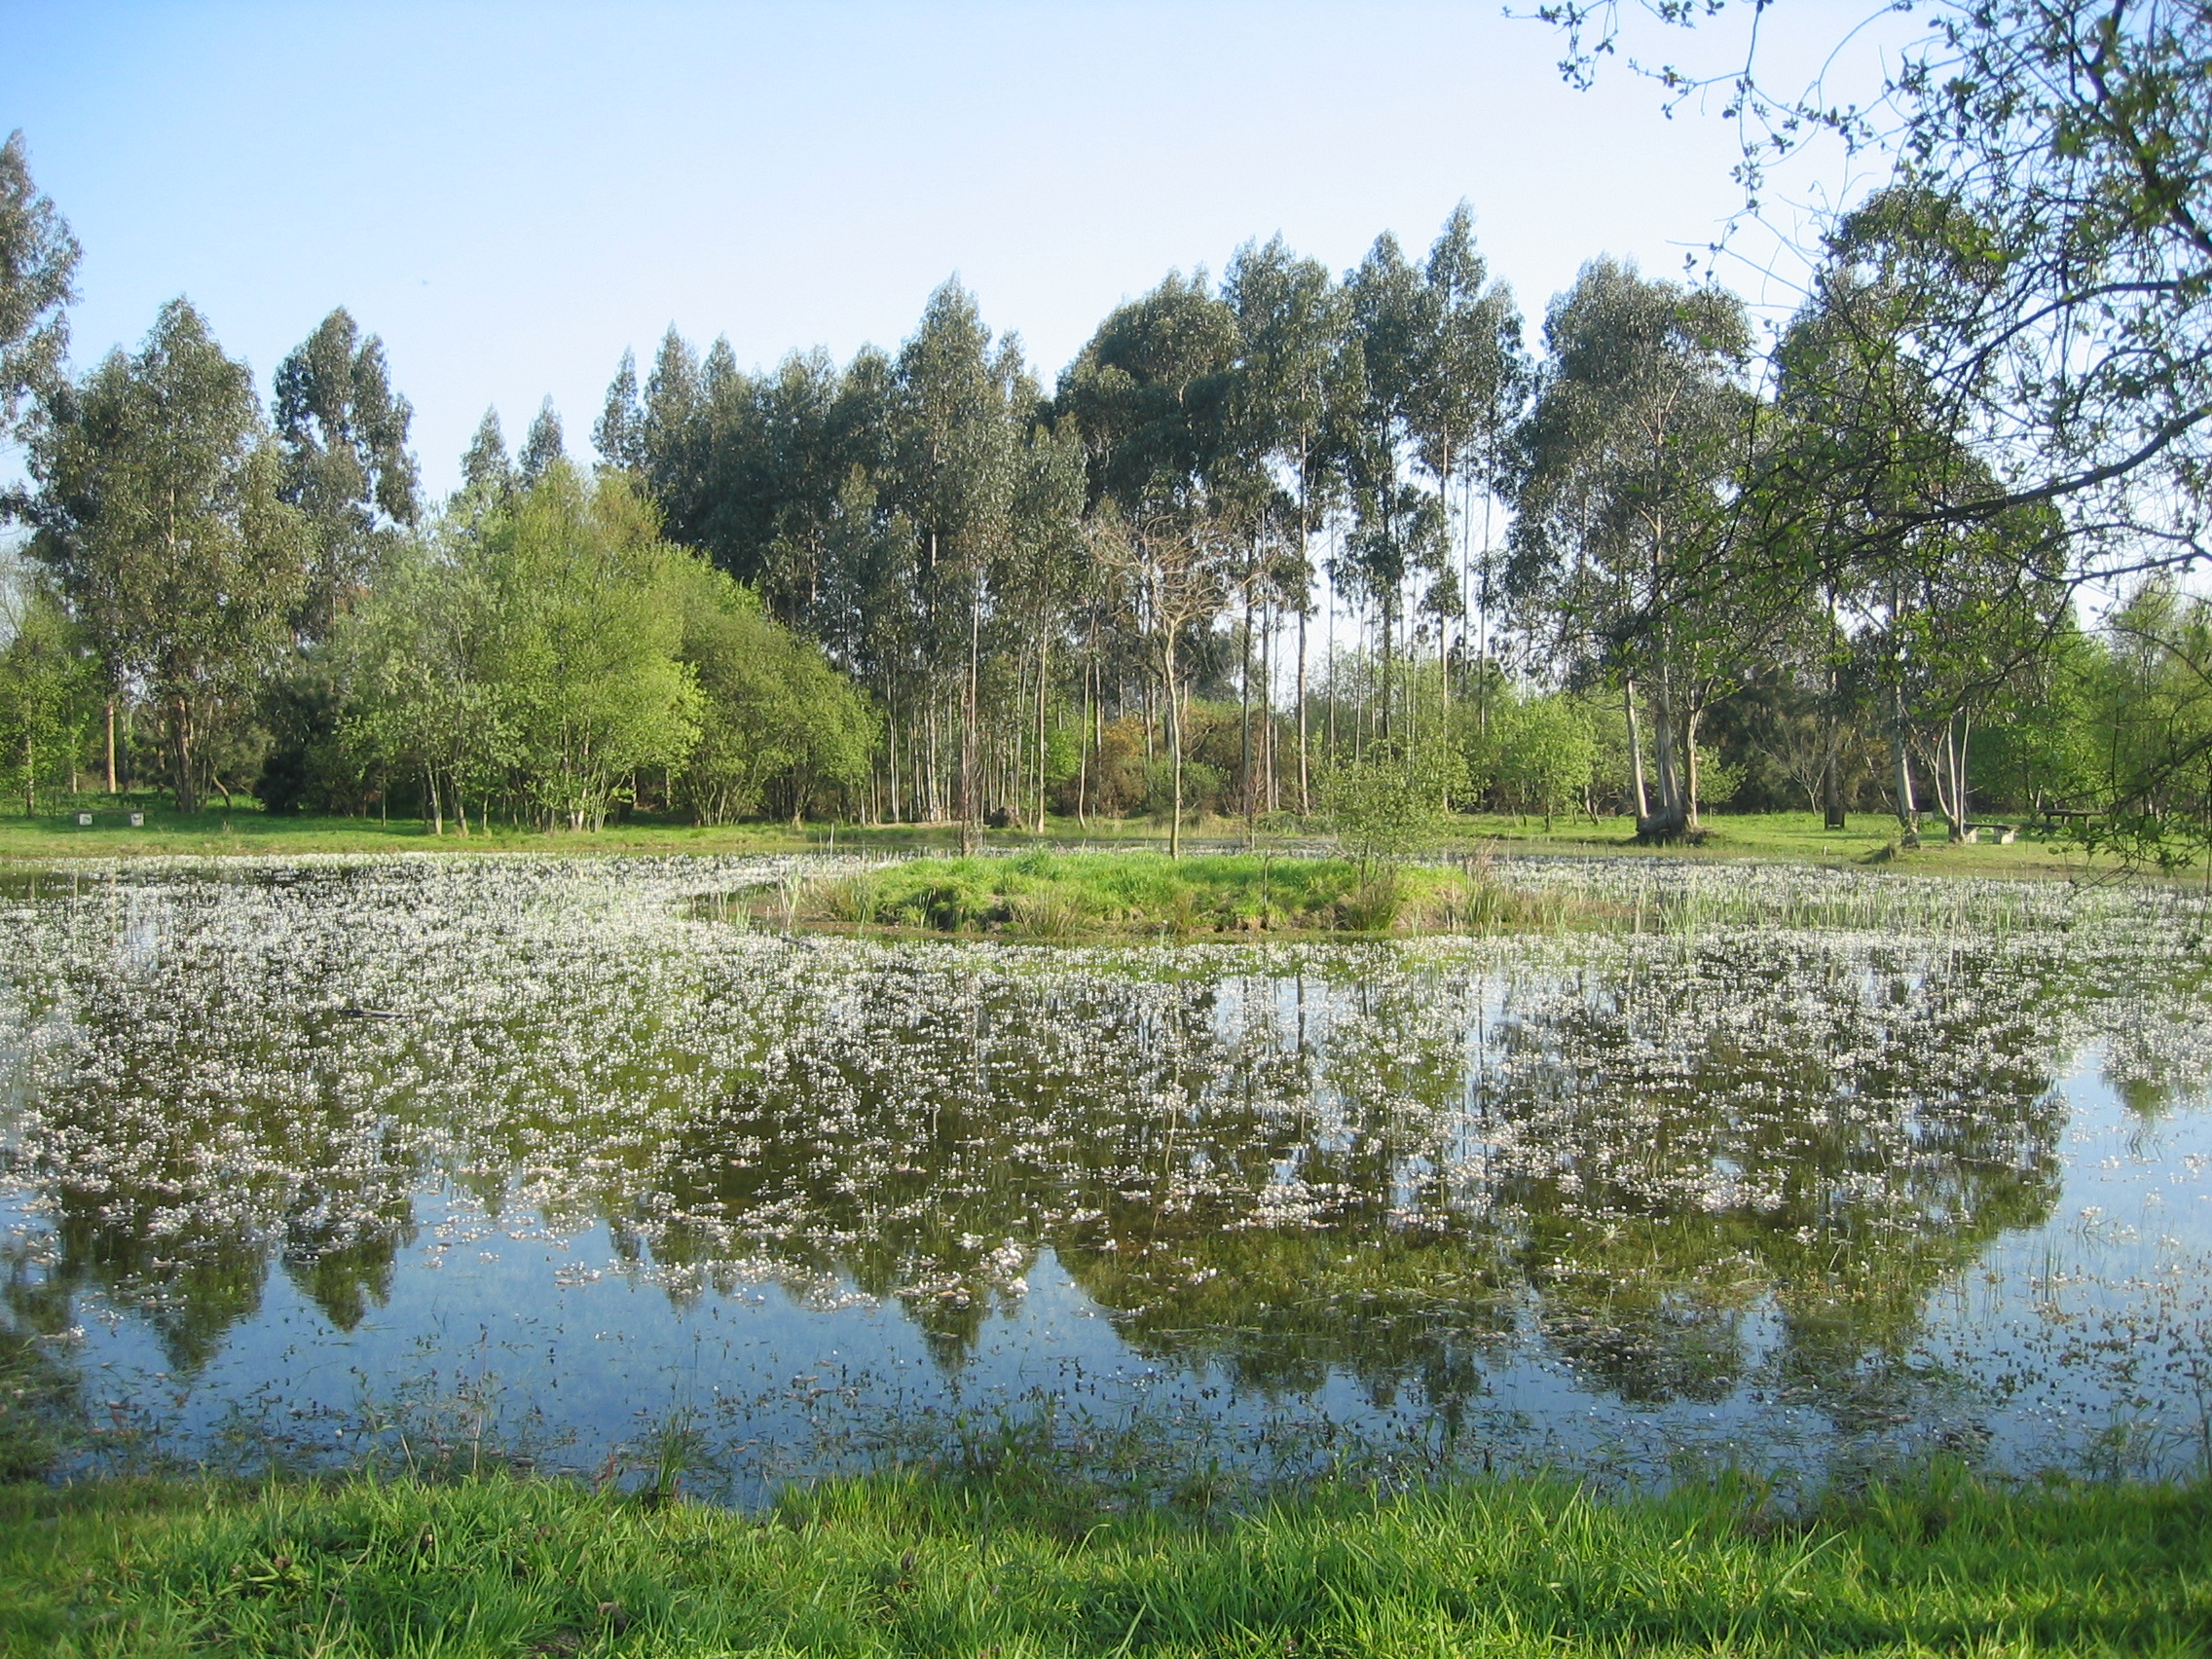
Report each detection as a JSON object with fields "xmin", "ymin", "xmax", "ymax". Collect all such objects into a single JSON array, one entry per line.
[
  {"xmin": 169, "ymin": 696, "xmax": 198, "ymax": 815},
  {"xmin": 1682, "ymin": 706, "xmax": 1704, "ymax": 831},
  {"xmin": 1076, "ymin": 649, "xmax": 1091, "ymax": 827},
  {"xmin": 1640, "ymin": 673, "xmax": 1690, "ymax": 842},
  {"xmin": 104, "ymin": 698, "xmax": 117, "ymax": 795},
  {"xmin": 1035, "ymin": 635, "xmax": 1050, "ymax": 833},
  {"xmin": 961, "ymin": 583, "xmax": 981, "ymax": 854},
  {"xmin": 1938, "ymin": 709, "xmax": 1972, "ymax": 840},
  {"xmin": 1624, "ymin": 679, "xmax": 1650, "ymax": 822},
  {"xmin": 1296, "ymin": 606, "xmax": 1310, "ymax": 815},
  {"xmin": 1163, "ymin": 637, "xmax": 1184, "ymax": 861},
  {"xmin": 1168, "ymin": 683, "xmax": 1184, "ymax": 861},
  {"xmin": 1821, "ymin": 669, "xmax": 1846, "ymax": 830},
  {"xmin": 1891, "ymin": 681, "xmax": 1920, "ymax": 847}
]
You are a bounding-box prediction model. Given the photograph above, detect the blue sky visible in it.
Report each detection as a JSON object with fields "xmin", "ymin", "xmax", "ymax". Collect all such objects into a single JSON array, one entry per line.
[{"xmin": 2, "ymin": 1, "xmax": 1908, "ymax": 496}]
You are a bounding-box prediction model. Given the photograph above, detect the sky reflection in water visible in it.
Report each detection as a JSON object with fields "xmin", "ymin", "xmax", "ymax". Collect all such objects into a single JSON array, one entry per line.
[{"xmin": 2, "ymin": 854, "xmax": 2209, "ymax": 1497}]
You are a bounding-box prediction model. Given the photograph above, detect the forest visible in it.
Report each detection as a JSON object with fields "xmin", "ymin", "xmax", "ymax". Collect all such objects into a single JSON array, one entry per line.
[{"xmin": 4, "ymin": 37, "xmax": 2212, "ymax": 864}]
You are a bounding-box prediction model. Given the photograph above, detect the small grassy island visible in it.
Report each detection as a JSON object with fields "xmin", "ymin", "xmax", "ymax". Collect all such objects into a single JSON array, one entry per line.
[{"xmin": 771, "ymin": 849, "xmax": 1587, "ymax": 939}]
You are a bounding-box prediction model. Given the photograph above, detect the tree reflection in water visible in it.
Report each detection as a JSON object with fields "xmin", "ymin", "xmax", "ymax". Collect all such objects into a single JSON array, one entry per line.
[{"xmin": 0, "ymin": 857, "xmax": 2201, "ymax": 1471}]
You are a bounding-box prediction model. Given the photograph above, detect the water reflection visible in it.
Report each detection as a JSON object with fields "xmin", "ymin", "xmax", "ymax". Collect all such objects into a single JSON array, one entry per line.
[{"xmin": 0, "ymin": 857, "xmax": 2205, "ymax": 1481}]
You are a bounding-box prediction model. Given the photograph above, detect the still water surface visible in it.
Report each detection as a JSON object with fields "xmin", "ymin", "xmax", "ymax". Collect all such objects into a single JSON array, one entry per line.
[{"xmin": 3, "ymin": 855, "xmax": 2208, "ymax": 1498}]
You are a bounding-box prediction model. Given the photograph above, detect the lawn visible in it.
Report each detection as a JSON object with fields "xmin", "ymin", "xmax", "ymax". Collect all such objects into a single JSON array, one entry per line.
[
  {"xmin": 0, "ymin": 1468, "xmax": 2202, "ymax": 1656},
  {"xmin": 0, "ymin": 799, "xmax": 2139, "ymax": 882}
]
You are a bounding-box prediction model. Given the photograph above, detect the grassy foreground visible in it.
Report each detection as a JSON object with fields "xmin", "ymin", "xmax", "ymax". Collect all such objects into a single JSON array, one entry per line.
[{"xmin": 1, "ymin": 1469, "xmax": 2203, "ymax": 1656}]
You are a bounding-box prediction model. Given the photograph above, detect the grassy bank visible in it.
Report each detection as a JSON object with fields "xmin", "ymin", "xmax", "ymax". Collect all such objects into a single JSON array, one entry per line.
[
  {"xmin": 0, "ymin": 800, "xmax": 2138, "ymax": 880},
  {"xmin": 1, "ymin": 1468, "xmax": 2203, "ymax": 1656}
]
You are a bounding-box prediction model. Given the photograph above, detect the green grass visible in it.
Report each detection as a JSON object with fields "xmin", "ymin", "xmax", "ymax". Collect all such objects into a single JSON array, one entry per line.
[
  {"xmin": 786, "ymin": 850, "xmax": 1592, "ymax": 938},
  {"xmin": 0, "ymin": 1467, "xmax": 2202, "ymax": 1655},
  {"xmin": 0, "ymin": 798, "xmax": 825, "ymax": 861},
  {"xmin": 0, "ymin": 798, "xmax": 2142, "ymax": 884}
]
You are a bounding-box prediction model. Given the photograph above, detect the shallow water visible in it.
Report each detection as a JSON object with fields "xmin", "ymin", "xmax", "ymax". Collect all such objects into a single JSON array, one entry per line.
[{"xmin": 2, "ymin": 854, "xmax": 2209, "ymax": 1498}]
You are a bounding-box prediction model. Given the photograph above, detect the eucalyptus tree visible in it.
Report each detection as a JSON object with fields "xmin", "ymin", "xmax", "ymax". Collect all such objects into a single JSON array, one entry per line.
[
  {"xmin": 271, "ymin": 308, "xmax": 418, "ymax": 653},
  {"xmin": 1763, "ymin": 216, "xmax": 2069, "ymax": 844},
  {"xmin": 1408, "ymin": 205, "xmax": 1526, "ymax": 704},
  {"xmin": 458, "ymin": 408, "xmax": 515, "ymax": 503},
  {"xmin": 0, "ymin": 130, "xmax": 77, "ymax": 445},
  {"xmin": 1004, "ymin": 412, "xmax": 1088, "ymax": 830},
  {"xmin": 893, "ymin": 279, "xmax": 1020, "ymax": 846},
  {"xmin": 748, "ymin": 348, "xmax": 870, "ymax": 628},
  {"xmin": 517, "ymin": 399, "xmax": 567, "ymax": 486},
  {"xmin": 1839, "ymin": 1, "xmax": 2212, "ymax": 575},
  {"xmin": 1545, "ymin": 2, "xmax": 2212, "ymax": 577},
  {"xmin": 1226, "ymin": 236, "xmax": 1347, "ymax": 813},
  {"xmin": 24, "ymin": 300, "xmax": 310, "ymax": 812},
  {"xmin": 1337, "ymin": 232, "xmax": 1438, "ymax": 732},
  {"xmin": 637, "ymin": 327, "xmax": 709, "ymax": 541},
  {"xmin": 1060, "ymin": 271, "xmax": 1242, "ymax": 852},
  {"xmin": 593, "ymin": 348, "xmax": 645, "ymax": 473},
  {"xmin": 1507, "ymin": 259, "xmax": 1756, "ymax": 840}
]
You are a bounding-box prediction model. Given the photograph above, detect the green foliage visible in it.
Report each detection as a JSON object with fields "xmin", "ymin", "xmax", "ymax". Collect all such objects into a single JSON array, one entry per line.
[
  {"xmin": 23, "ymin": 299, "xmax": 310, "ymax": 812},
  {"xmin": 1473, "ymin": 691, "xmax": 1600, "ymax": 828},
  {"xmin": 491, "ymin": 465, "xmax": 698, "ymax": 830},
  {"xmin": 1321, "ymin": 735, "xmax": 1463, "ymax": 872},
  {"xmin": 0, "ymin": 561, "xmax": 93, "ymax": 813},
  {"xmin": 670, "ymin": 558, "xmax": 873, "ymax": 825},
  {"xmin": 0, "ymin": 129, "xmax": 77, "ymax": 438},
  {"xmin": 346, "ymin": 466, "xmax": 700, "ymax": 830},
  {"xmin": 272, "ymin": 307, "xmax": 418, "ymax": 638}
]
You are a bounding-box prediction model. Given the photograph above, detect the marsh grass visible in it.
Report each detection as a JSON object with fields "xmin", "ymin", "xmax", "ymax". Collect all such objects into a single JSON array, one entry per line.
[
  {"xmin": 0, "ymin": 1464, "xmax": 2203, "ymax": 1657},
  {"xmin": 0, "ymin": 1327, "xmax": 76, "ymax": 1485},
  {"xmin": 771, "ymin": 851, "xmax": 1620, "ymax": 940}
]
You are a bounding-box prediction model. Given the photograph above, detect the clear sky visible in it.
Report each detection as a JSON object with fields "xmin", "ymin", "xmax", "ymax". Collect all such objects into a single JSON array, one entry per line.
[{"xmin": 1, "ymin": 0, "xmax": 1908, "ymax": 497}]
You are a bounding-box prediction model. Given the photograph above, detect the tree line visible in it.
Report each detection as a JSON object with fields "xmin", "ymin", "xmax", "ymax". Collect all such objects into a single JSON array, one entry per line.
[{"xmin": 4, "ymin": 4, "xmax": 2211, "ymax": 861}]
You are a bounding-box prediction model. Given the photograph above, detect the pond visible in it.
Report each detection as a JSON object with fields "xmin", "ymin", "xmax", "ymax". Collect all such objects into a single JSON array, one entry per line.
[{"xmin": 2, "ymin": 853, "xmax": 2210, "ymax": 1501}]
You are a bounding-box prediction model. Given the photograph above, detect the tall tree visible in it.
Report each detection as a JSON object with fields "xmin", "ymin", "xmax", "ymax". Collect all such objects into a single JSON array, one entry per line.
[
  {"xmin": 894, "ymin": 278, "xmax": 1019, "ymax": 849},
  {"xmin": 517, "ymin": 398, "xmax": 566, "ymax": 485},
  {"xmin": 0, "ymin": 129, "xmax": 78, "ymax": 444},
  {"xmin": 1226, "ymin": 236, "xmax": 1346, "ymax": 811},
  {"xmin": 1061, "ymin": 271, "xmax": 1241, "ymax": 853},
  {"xmin": 593, "ymin": 347, "xmax": 645, "ymax": 472},
  {"xmin": 1543, "ymin": 2, "xmax": 2212, "ymax": 573},
  {"xmin": 1508, "ymin": 259, "xmax": 1756, "ymax": 840},
  {"xmin": 459, "ymin": 407, "xmax": 514, "ymax": 503},
  {"xmin": 272, "ymin": 307, "xmax": 419, "ymax": 636},
  {"xmin": 1340, "ymin": 232, "xmax": 1450, "ymax": 734},
  {"xmin": 25, "ymin": 299, "xmax": 310, "ymax": 811},
  {"xmin": 1408, "ymin": 205, "xmax": 1526, "ymax": 694}
]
